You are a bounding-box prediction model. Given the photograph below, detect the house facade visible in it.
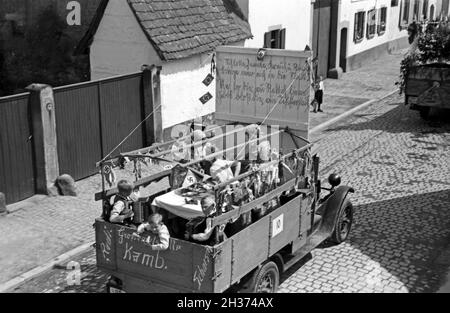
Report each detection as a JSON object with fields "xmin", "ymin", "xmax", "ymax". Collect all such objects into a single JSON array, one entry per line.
[
  {"xmin": 235, "ymin": 0, "xmax": 313, "ymax": 51},
  {"xmin": 81, "ymin": 0, "xmax": 251, "ymax": 134},
  {"xmin": 313, "ymin": 0, "xmax": 450, "ymax": 78}
]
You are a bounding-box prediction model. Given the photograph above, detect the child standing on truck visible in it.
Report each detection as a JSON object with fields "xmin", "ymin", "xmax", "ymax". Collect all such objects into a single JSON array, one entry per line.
[{"xmin": 134, "ymin": 213, "xmax": 170, "ymax": 251}]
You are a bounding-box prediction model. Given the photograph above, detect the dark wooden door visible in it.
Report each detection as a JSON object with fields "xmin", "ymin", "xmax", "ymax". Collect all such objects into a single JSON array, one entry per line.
[
  {"xmin": 54, "ymin": 73, "xmax": 146, "ymax": 181},
  {"xmin": 340, "ymin": 27, "xmax": 348, "ymax": 72},
  {"xmin": 0, "ymin": 94, "xmax": 36, "ymax": 204},
  {"xmin": 312, "ymin": 0, "xmax": 332, "ymax": 78},
  {"xmin": 54, "ymin": 83, "xmax": 103, "ymax": 181}
]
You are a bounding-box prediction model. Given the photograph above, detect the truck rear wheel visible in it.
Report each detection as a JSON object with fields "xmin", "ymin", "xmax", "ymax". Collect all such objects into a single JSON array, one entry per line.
[
  {"xmin": 330, "ymin": 198, "xmax": 353, "ymax": 244},
  {"xmin": 419, "ymin": 106, "xmax": 430, "ymax": 120},
  {"xmin": 240, "ymin": 261, "xmax": 280, "ymax": 293}
]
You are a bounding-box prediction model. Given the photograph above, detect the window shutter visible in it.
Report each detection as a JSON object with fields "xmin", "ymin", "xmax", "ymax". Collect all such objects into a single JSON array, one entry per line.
[
  {"xmin": 280, "ymin": 29, "xmax": 286, "ymax": 49},
  {"xmin": 354, "ymin": 13, "xmax": 358, "ymax": 41},
  {"xmin": 264, "ymin": 32, "xmax": 271, "ymax": 48}
]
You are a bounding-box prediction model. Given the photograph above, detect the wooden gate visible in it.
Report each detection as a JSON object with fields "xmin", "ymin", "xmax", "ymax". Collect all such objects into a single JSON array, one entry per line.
[
  {"xmin": 54, "ymin": 73, "xmax": 146, "ymax": 181},
  {"xmin": 0, "ymin": 93, "xmax": 36, "ymax": 204}
]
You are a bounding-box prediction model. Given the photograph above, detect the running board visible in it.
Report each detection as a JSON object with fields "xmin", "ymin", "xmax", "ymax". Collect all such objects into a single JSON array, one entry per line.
[{"xmin": 283, "ymin": 231, "xmax": 329, "ymax": 271}]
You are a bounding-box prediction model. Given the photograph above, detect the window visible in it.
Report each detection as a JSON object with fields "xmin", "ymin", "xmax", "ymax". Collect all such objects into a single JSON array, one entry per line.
[
  {"xmin": 367, "ymin": 9, "xmax": 377, "ymax": 39},
  {"xmin": 399, "ymin": 0, "xmax": 410, "ymax": 29},
  {"xmin": 378, "ymin": 7, "xmax": 388, "ymax": 35},
  {"xmin": 391, "ymin": 0, "xmax": 399, "ymax": 6},
  {"xmin": 263, "ymin": 29, "xmax": 286, "ymax": 49},
  {"xmin": 354, "ymin": 11, "xmax": 365, "ymax": 43},
  {"xmin": 413, "ymin": 0, "xmax": 420, "ymax": 21},
  {"xmin": 422, "ymin": 0, "xmax": 429, "ymax": 20}
]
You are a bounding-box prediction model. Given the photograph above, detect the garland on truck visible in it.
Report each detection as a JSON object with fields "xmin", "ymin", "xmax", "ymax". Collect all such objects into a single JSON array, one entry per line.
[{"xmin": 397, "ymin": 21, "xmax": 450, "ymax": 94}]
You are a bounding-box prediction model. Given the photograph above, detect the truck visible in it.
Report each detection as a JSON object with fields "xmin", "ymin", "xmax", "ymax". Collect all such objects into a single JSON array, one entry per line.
[
  {"xmin": 94, "ymin": 47, "xmax": 355, "ymax": 293},
  {"xmin": 404, "ymin": 63, "xmax": 450, "ymax": 119},
  {"xmin": 403, "ymin": 22, "xmax": 450, "ymax": 119}
]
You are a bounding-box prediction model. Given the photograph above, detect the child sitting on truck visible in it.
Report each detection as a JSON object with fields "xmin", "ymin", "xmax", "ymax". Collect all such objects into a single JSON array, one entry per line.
[
  {"xmin": 134, "ymin": 213, "xmax": 170, "ymax": 251},
  {"xmin": 109, "ymin": 180, "xmax": 135, "ymax": 225},
  {"xmin": 185, "ymin": 196, "xmax": 226, "ymax": 246}
]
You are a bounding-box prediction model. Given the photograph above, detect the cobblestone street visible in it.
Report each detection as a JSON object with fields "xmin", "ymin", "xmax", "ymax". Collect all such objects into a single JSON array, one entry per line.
[{"xmin": 9, "ymin": 93, "xmax": 450, "ymax": 293}]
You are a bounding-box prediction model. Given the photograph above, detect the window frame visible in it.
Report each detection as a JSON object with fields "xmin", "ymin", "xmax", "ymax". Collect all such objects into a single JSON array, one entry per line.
[
  {"xmin": 399, "ymin": 0, "xmax": 411, "ymax": 29},
  {"xmin": 413, "ymin": 0, "xmax": 420, "ymax": 21},
  {"xmin": 366, "ymin": 8, "xmax": 377, "ymax": 39},
  {"xmin": 354, "ymin": 11, "xmax": 366, "ymax": 43},
  {"xmin": 377, "ymin": 7, "xmax": 388, "ymax": 36},
  {"xmin": 422, "ymin": 0, "xmax": 429, "ymax": 20},
  {"xmin": 263, "ymin": 28, "xmax": 286, "ymax": 49}
]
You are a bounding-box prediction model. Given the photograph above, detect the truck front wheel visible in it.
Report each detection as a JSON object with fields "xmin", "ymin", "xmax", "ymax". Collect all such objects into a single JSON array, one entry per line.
[{"xmin": 419, "ymin": 106, "xmax": 430, "ymax": 120}]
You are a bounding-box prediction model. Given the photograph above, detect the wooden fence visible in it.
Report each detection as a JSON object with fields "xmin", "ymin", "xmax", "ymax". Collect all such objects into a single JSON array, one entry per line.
[{"xmin": 0, "ymin": 68, "xmax": 159, "ymax": 204}]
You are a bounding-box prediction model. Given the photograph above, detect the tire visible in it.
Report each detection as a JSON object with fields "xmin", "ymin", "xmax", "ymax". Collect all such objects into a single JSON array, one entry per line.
[
  {"xmin": 330, "ymin": 197, "xmax": 353, "ymax": 244},
  {"xmin": 240, "ymin": 261, "xmax": 280, "ymax": 293},
  {"xmin": 106, "ymin": 276, "xmax": 122, "ymax": 293},
  {"xmin": 419, "ymin": 106, "xmax": 430, "ymax": 120}
]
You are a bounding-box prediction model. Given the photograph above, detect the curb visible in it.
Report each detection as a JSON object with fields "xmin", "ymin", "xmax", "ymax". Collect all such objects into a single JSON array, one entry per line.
[
  {"xmin": 0, "ymin": 88, "xmax": 400, "ymax": 293},
  {"xmin": 0, "ymin": 241, "xmax": 94, "ymax": 293},
  {"xmin": 310, "ymin": 89, "xmax": 399, "ymax": 134}
]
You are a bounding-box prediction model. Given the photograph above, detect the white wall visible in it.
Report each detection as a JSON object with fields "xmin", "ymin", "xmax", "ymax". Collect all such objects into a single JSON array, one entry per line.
[
  {"xmin": 244, "ymin": 0, "xmax": 312, "ymax": 51},
  {"xmin": 159, "ymin": 54, "xmax": 216, "ymax": 129},
  {"xmin": 90, "ymin": 0, "xmax": 161, "ymax": 79},
  {"xmin": 339, "ymin": 0, "xmax": 408, "ymax": 58}
]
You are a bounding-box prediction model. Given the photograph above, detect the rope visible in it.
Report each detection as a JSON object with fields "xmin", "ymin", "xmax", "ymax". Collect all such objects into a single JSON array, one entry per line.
[{"xmin": 99, "ymin": 103, "xmax": 162, "ymax": 164}]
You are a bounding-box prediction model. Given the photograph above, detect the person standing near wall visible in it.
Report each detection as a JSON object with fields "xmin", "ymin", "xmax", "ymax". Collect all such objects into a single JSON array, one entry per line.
[{"xmin": 313, "ymin": 76, "xmax": 324, "ymax": 113}]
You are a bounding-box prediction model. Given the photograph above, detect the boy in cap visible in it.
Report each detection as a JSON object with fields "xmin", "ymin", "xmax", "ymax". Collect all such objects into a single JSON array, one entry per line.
[{"xmin": 109, "ymin": 180, "xmax": 134, "ymax": 225}]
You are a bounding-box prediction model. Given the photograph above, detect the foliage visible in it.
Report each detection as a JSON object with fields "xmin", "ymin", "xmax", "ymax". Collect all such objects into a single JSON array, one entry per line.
[
  {"xmin": 416, "ymin": 24, "xmax": 450, "ymax": 63},
  {"xmin": 397, "ymin": 52, "xmax": 417, "ymax": 94},
  {"xmin": 0, "ymin": 5, "xmax": 89, "ymax": 96},
  {"xmin": 397, "ymin": 21, "xmax": 450, "ymax": 94}
]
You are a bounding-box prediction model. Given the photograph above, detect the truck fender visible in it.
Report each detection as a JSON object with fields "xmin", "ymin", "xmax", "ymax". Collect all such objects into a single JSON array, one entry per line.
[{"xmin": 320, "ymin": 186, "xmax": 354, "ymax": 235}]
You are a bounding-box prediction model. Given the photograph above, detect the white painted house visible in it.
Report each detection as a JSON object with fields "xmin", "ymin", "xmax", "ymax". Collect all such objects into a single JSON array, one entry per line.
[
  {"xmin": 235, "ymin": 0, "xmax": 313, "ymax": 51},
  {"xmin": 313, "ymin": 0, "xmax": 450, "ymax": 78},
  {"xmin": 77, "ymin": 0, "xmax": 252, "ymax": 134},
  {"xmin": 311, "ymin": 0, "xmax": 450, "ymax": 78},
  {"xmin": 336, "ymin": 0, "xmax": 449, "ymax": 72}
]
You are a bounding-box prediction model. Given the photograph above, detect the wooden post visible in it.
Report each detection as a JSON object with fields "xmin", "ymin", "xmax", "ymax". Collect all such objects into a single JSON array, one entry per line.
[
  {"xmin": 0, "ymin": 192, "xmax": 7, "ymax": 215},
  {"xmin": 26, "ymin": 84, "xmax": 60, "ymax": 194},
  {"xmin": 141, "ymin": 64, "xmax": 163, "ymax": 145}
]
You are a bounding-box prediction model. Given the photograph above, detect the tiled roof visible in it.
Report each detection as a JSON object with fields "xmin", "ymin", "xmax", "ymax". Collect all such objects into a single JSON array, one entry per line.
[{"xmin": 127, "ymin": 0, "xmax": 252, "ymax": 61}]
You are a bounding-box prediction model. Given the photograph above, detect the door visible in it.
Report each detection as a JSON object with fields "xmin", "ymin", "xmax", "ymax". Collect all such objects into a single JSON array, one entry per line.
[
  {"xmin": 339, "ymin": 28, "xmax": 348, "ymax": 72},
  {"xmin": 0, "ymin": 94, "xmax": 36, "ymax": 204},
  {"xmin": 312, "ymin": 0, "xmax": 332, "ymax": 78}
]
